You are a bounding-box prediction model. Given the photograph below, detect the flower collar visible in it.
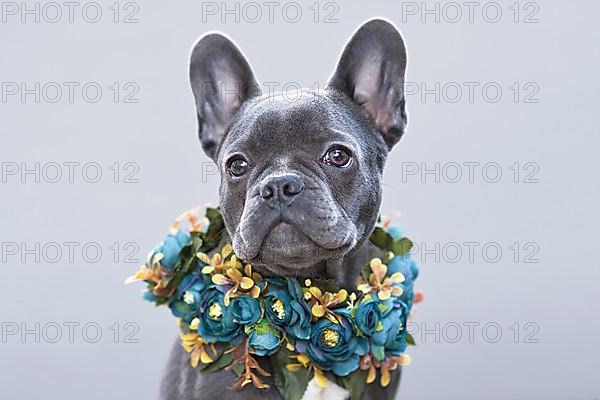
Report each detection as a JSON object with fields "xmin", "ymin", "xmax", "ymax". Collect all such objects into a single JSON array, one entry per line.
[{"xmin": 127, "ymin": 206, "xmax": 421, "ymax": 399}]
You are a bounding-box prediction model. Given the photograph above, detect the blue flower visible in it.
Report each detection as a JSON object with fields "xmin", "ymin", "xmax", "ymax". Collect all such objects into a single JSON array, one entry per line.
[
  {"xmin": 168, "ymin": 273, "xmax": 208, "ymax": 323},
  {"xmin": 248, "ymin": 319, "xmax": 281, "ymax": 356},
  {"xmin": 231, "ymin": 296, "xmax": 262, "ymax": 326},
  {"xmin": 142, "ymin": 291, "xmax": 159, "ymax": 303},
  {"xmin": 363, "ymin": 295, "xmax": 410, "ymax": 358},
  {"xmin": 381, "ymin": 301, "xmax": 409, "ymax": 356},
  {"xmin": 388, "ymin": 255, "xmax": 419, "ymax": 309},
  {"xmin": 197, "ymin": 287, "xmax": 243, "ymax": 344},
  {"xmin": 388, "ymin": 255, "xmax": 419, "ymax": 282},
  {"xmin": 264, "ymin": 278, "xmax": 312, "ymax": 340},
  {"xmin": 354, "ymin": 296, "xmax": 385, "ymax": 359},
  {"xmin": 355, "ymin": 296, "xmax": 383, "ymax": 336},
  {"xmin": 155, "ymin": 228, "xmax": 190, "ymax": 271},
  {"xmin": 353, "ymin": 291, "xmax": 411, "ymax": 361},
  {"xmin": 304, "ymin": 309, "xmax": 368, "ymax": 376},
  {"xmin": 354, "ymin": 295, "xmax": 394, "ymax": 361}
]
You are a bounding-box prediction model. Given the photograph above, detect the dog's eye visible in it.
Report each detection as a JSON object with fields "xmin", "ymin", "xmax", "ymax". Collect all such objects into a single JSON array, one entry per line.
[
  {"xmin": 227, "ymin": 157, "xmax": 249, "ymax": 177},
  {"xmin": 322, "ymin": 147, "xmax": 352, "ymax": 168}
]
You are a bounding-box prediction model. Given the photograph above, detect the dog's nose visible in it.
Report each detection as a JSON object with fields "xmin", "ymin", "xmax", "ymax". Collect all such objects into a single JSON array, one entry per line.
[{"xmin": 260, "ymin": 174, "xmax": 304, "ymax": 207}]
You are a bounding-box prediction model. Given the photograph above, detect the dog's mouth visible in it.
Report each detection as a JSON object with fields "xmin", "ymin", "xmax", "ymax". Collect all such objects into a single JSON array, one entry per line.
[
  {"xmin": 238, "ymin": 219, "xmax": 356, "ymax": 272},
  {"xmin": 261, "ymin": 222, "xmax": 330, "ymax": 264}
]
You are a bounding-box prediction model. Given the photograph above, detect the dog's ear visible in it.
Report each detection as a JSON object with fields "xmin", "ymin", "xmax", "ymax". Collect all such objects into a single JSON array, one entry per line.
[
  {"xmin": 327, "ymin": 19, "xmax": 408, "ymax": 150},
  {"xmin": 189, "ymin": 33, "xmax": 261, "ymax": 161}
]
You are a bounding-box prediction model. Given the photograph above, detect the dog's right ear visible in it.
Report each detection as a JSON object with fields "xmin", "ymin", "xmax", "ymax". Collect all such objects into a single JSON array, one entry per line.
[{"xmin": 189, "ymin": 33, "xmax": 261, "ymax": 161}]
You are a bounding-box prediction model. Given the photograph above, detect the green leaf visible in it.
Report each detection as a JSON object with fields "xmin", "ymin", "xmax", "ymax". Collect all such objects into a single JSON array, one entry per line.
[
  {"xmin": 204, "ymin": 207, "xmax": 226, "ymax": 248},
  {"xmin": 253, "ymin": 318, "xmax": 278, "ymax": 335},
  {"xmin": 392, "ymin": 237, "xmax": 413, "ymax": 256},
  {"xmin": 335, "ymin": 369, "xmax": 368, "ymax": 400},
  {"xmin": 162, "ymin": 232, "xmax": 208, "ymax": 295},
  {"xmin": 372, "ymin": 345, "xmax": 385, "ymax": 361},
  {"xmin": 369, "ymin": 227, "xmax": 394, "ymax": 252},
  {"xmin": 205, "ymin": 207, "xmax": 222, "ymax": 223},
  {"xmin": 406, "ymin": 333, "xmax": 416, "ymax": 346},
  {"xmin": 272, "ymin": 348, "xmax": 312, "ymax": 400},
  {"xmin": 153, "ymin": 296, "xmax": 170, "ymax": 306},
  {"xmin": 200, "ymin": 351, "xmax": 233, "ymax": 374},
  {"xmin": 190, "ymin": 231, "xmax": 204, "ymax": 253},
  {"xmin": 378, "ymin": 303, "xmax": 389, "ymax": 314}
]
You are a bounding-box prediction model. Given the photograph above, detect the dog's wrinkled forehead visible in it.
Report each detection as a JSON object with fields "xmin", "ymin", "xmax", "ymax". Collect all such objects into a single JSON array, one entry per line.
[{"xmin": 218, "ymin": 93, "xmax": 368, "ymax": 164}]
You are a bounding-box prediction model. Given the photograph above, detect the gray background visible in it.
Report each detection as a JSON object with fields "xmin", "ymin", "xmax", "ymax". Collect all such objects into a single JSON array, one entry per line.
[{"xmin": 1, "ymin": 0, "xmax": 598, "ymax": 399}]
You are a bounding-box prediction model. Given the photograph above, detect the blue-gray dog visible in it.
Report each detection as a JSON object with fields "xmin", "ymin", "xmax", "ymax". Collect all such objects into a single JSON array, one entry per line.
[{"xmin": 161, "ymin": 18, "xmax": 409, "ymax": 400}]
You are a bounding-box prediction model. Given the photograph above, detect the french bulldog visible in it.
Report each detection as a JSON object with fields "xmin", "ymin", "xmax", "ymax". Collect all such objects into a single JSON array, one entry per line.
[{"xmin": 161, "ymin": 18, "xmax": 409, "ymax": 400}]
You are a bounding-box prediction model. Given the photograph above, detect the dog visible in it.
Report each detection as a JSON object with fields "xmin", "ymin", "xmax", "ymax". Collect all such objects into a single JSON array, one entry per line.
[{"xmin": 160, "ymin": 18, "xmax": 409, "ymax": 400}]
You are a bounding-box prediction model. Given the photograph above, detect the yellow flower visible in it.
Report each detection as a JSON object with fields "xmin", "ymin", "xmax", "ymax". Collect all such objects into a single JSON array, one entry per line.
[
  {"xmin": 124, "ymin": 264, "xmax": 153, "ymax": 284},
  {"xmin": 198, "ymin": 241, "xmax": 263, "ymax": 306},
  {"xmin": 180, "ymin": 332, "xmax": 217, "ymax": 367},
  {"xmin": 305, "ymin": 284, "xmax": 349, "ymax": 323},
  {"xmin": 125, "ymin": 252, "xmax": 174, "ymax": 296},
  {"xmin": 314, "ymin": 368, "xmax": 330, "ymax": 388},
  {"xmin": 285, "ymin": 353, "xmax": 329, "ymax": 388},
  {"xmin": 211, "ymin": 263, "xmax": 263, "ymax": 306},
  {"xmin": 357, "ymin": 258, "xmax": 405, "ymax": 300},
  {"xmin": 177, "ymin": 208, "xmax": 208, "ymax": 233},
  {"xmin": 197, "ymin": 244, "xmax": 234, "ymax": 274},
  {"xmin": 286, "ymin": 353, "xmax": 311, "ymax": 372},
  {"xmin": 124, "ymin": 252, "xmax": 165, "ymax": 284}
]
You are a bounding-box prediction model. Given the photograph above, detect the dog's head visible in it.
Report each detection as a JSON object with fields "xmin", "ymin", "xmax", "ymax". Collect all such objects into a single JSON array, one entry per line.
[{"xmin": 189, "ymin": 19, "xmax": 408, "ymax": 276}]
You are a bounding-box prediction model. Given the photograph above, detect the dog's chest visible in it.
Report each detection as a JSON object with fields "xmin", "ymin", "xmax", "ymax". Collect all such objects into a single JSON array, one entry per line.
[{"xmin": 300, "ymin": 377, "xmax": 349, "ymax": 400}]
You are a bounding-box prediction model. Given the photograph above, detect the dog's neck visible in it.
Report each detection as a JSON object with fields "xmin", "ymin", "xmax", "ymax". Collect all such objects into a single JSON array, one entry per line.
[{"xmin": 326, "ymin": 240, "xmax": 379, "ymax": 289}]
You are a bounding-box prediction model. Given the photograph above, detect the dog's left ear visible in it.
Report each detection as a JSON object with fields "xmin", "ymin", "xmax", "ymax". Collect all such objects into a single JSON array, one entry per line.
[{"xmin": 327, "ymin": 19, "xmax": 408, "ymax": 150}]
